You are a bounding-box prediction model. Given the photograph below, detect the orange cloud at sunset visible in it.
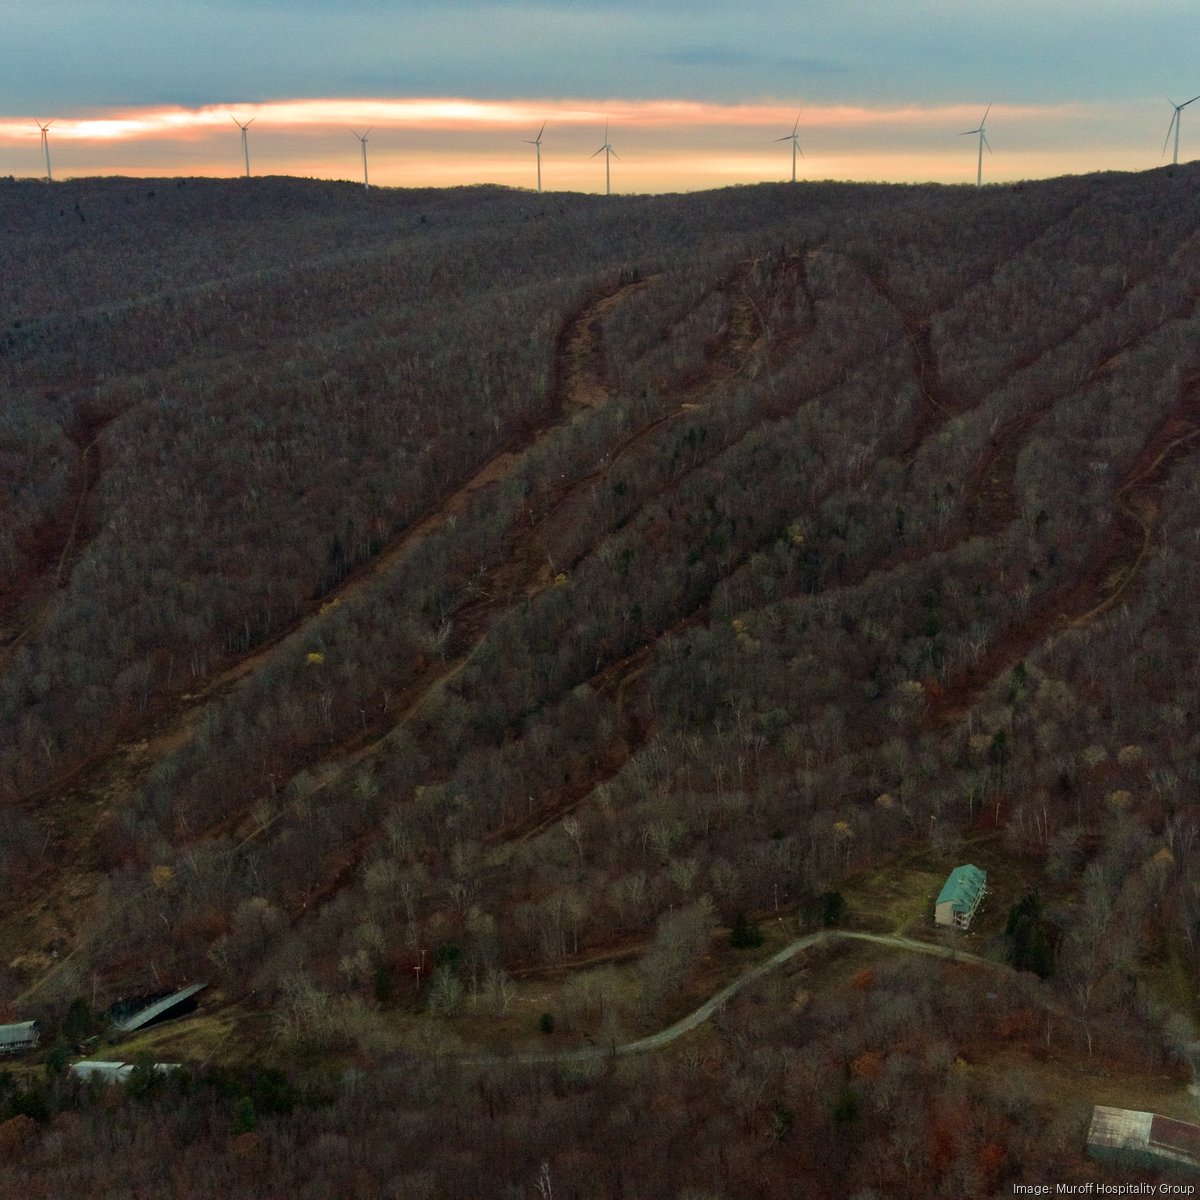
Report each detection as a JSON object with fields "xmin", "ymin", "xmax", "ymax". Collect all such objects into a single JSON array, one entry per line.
[{"xmin": 0, "ymin": 96, "xmax": 1089, "ymax": 142}]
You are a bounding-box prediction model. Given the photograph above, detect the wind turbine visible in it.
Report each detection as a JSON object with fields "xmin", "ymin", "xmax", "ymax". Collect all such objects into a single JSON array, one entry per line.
[
  {"xmin": 232, "ymin": 115, "xmax": 255, "ymax": 178},
  {"xmin": 352, "ymin": 128, "xmax": 371, "ymax": 189},
  {"xmin": 36, "ymin": 120, "xmax": 52, "ymax": 183},
  {"xmin": 591, "ymin": 121, "xmax": 618, "ymax": 196},
  {"xmin": 775, "ymin": 111, "xmax": 803, "ymax": 183},
  {"xmin": 960, "ymin": 104, "xmax": 992, "ymax": 187},
  {"xmin": 523, "ymin": 121, "xmax": 546, "ymax": 192},
  {"xmin": 1163, "ymin": 94, "xmax": 1200, "ymax": 166}
]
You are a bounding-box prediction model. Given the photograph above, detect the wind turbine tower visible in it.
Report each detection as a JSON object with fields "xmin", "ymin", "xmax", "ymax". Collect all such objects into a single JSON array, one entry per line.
[
  {"xmin": 1164, "ymin": 95, "xmax": 1200, "ymax": 165},
  {"xmin": 775, "ymin": 112, "xmax": 803, "ymax": 183},
  {"xmin": 232, "ymin": 116, "xmax": 255, "ymax": 178},
  {"xmin": 524, "ymin": 121, "xmax": 546, "ymax": 192},
  {"xmin": 36, "ymin": 120, "xmax": 52, "ymax": 183},
  {"xmin": 352, "ymin": 128, "xmax": 371, "ymax": 189},
  {"xmin": 960, "ymin": 104, "xmax": 992, "ymax": 187},
  {"xmin": 591, "ymin": 122, "xmax": 618, "ymax": 196}
]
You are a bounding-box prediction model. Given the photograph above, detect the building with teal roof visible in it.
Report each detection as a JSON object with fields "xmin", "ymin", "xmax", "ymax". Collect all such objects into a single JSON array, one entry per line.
[{"xmin": 934, "ymin": 864, "xmax": 987, "ymax": 929}]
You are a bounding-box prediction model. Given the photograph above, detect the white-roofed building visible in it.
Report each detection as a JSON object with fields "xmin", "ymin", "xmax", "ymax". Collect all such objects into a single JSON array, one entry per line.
[{"xmin": 0, "ymin": 1021, "xmax": 40, "ymax": 1055}]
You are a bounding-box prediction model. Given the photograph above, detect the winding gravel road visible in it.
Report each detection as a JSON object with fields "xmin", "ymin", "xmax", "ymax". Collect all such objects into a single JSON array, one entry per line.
[{"xmin": 464, "ymin": 929, "xmax": 991, "ymax": 1066}]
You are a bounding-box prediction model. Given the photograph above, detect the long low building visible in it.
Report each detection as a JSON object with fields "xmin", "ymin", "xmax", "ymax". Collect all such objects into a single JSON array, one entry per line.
[
  {"xmin": 71, "ymin": 1061, "xmax": 181, "ymax": 1084},
  {"xmin": 0, "ymin": 1021, "xmax": 40, "ymax": 1055},
  {"xmin": 113, "ymin": 982, "xmax": 207, "ymax": 1034},
  {"xmin": 1087, "ymin": 1105, "xmax": 1200, "ymax": 1174},
  {"xmin": 934, "ymin": 864, "xmax": 987, "ymax": 930}
]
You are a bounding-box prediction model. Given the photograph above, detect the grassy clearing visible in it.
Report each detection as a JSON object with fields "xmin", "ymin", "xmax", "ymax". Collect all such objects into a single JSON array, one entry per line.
[
  {"xmin": 840, "ymin": 831, "xmax": 1059, "ymax": 946},
  {"xmin": 841, "ymin": 856, "xmax": 946, "ymax": 936},
  {"xmin": 110, "ymin": 998, "xmax": 267, "ymax": 1066},
  {"xmin": 317, "ymin": 960, "xmax": 647, "ymax": 1060},
  {"xmin": 976, "ymin": 1043, "xmax": 1199, "ymax": 1125}
]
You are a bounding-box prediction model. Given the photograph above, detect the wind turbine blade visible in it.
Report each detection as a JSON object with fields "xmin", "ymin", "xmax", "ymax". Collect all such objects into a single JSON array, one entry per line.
[
  {"xmin": 773, "ymin": 134, "xmax": 794, "ymax": 142},
  {"xmin": 960, "ymin": 128, "xmax": 981, "ymax": 136},
  {"xmin": 791, "ymin": 112, "xmax": 800, "ymax": 136},
  {"xmin": 362, "ymin": 127, "xmax": 372, "ymax": 139},
  {"xmin": 590, "ymin": 146, "xmax": 605, "ymax": 157},
  {"xmin": 246, "ymin": 117, "xmax": 256, "ymax": 128},
  {"xmin": 231, "ymin": 115, "xmax": 242, "ymax": 127},
  {"xmin": 983, "ymin": 133, "xmax": 993, "ymax": 153},
  {"xmin": 981, "ymin": 102, "xmax": 992, "ymax": 126},
  {"xmin": 537, "ymin": 120, "xmax": 546, "ymax": 140},
  {"xmin": 610, "ymin": 148, "xmax": 620, "ymax": 160},
  {"xmin": 1163, "ymin": 112, "xmax": 1179, "ymax": 156},
  {"xmin": 1184, "ymin": 94, "xmax": 1200, "ymax": 109}
]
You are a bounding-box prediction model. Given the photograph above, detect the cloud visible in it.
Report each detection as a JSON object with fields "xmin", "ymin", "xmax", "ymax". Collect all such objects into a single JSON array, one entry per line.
[
  {"xmin": 652, "ymin": 47, "xmax": 846, "ymax": 74},
  {"xmin": 0, "ymin": 95, "xmax": 1104, "ymax": 147},
  {"xmin": 8, "ymin": 0, "xmax": 1200, "ymax": 116}
]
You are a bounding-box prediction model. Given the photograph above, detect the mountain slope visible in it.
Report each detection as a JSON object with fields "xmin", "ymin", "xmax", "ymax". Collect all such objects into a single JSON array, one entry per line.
[{"xmin": 1, "ymin": 169, "xmax": 1199, "ymax": 1195}]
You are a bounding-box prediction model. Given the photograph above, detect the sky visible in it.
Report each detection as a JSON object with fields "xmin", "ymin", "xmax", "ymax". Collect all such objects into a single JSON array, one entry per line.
[{"xmin": 2, "ymin": 1, "xmax": 1199, "ymax": 192}]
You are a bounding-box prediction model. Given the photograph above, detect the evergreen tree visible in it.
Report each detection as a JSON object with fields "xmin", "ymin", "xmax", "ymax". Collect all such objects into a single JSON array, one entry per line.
[
  {"xmin": 730, "ymin": 911, "xmax": 764, "ymax": 948},
  {"xmin": 1005, "ymin": 893, "xmax": 1053, "ymax": 978}
]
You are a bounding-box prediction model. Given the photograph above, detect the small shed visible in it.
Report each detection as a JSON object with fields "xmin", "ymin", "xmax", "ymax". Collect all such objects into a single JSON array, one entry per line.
[
  {"xmin": 934, "ymin": 864, "xmax": 987, "ymax": 930},
  {"xmin": 0, "ymin": 1021, "xmax": 40, "ymax": 1055},
  {"xmin": 113, "ymin": 983, "xmax": 207, "ymax": 1034},
  {"xmin": 1087, "ymin": 1105, "xmax": 1200, "ymax": 1174}
]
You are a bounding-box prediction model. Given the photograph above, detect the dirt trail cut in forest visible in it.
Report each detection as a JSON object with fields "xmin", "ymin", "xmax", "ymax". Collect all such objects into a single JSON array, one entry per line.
[
  {"xmin": 952, "ymin": 273, "xmax": 1200, "ymax": 542},
  {"xmin": 182, "ymin": 256, "xmax": 794, "ymax": 924},
  {"xmin": 720, "ymin": 262, "xmax": 766, "ymax": 365},
  {"xmin": 19, "ymin": 277, "xmax": 649, "ymax": 792},
  {"xmin": 272, "ymin": 290, "xmax": 769, "ymax": 843},
  {"xmin": 931, "ymin": 375, "xmax": 1200, "ymax": 722},
  {"xmin": 15, "ymin": 264, "xmax": 733, "ymax": 997},
  {"xmin": 559, "ymin": 287, "xmax": 640, "ymax": 412},
  {"xmin": 784, "ymin": 264, "xmax": 1200, "ymax": 645},
  {"xmin": 266, "ymin": 262, "xmax": 782, "ymax": 848},
  {"xmin": 3, "ymin": 278, "xmax": 652, "ymax": 982},
  {"xmin": 867, "ymin": 277, "xmax": 957, "ymax": 460},
  {"xmin": 962, "ymin": 411, "xmax": 1045, "ymax": 536},
  {"xmin": 209, "ymin": 281, "xmax": 650, "ymax": 699}
]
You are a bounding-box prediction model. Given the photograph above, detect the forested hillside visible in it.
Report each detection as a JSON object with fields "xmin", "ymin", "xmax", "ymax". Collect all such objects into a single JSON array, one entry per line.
[{"xmin": 2, "ymin": 169, "xmax": 1200, "ymax": 1197}]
